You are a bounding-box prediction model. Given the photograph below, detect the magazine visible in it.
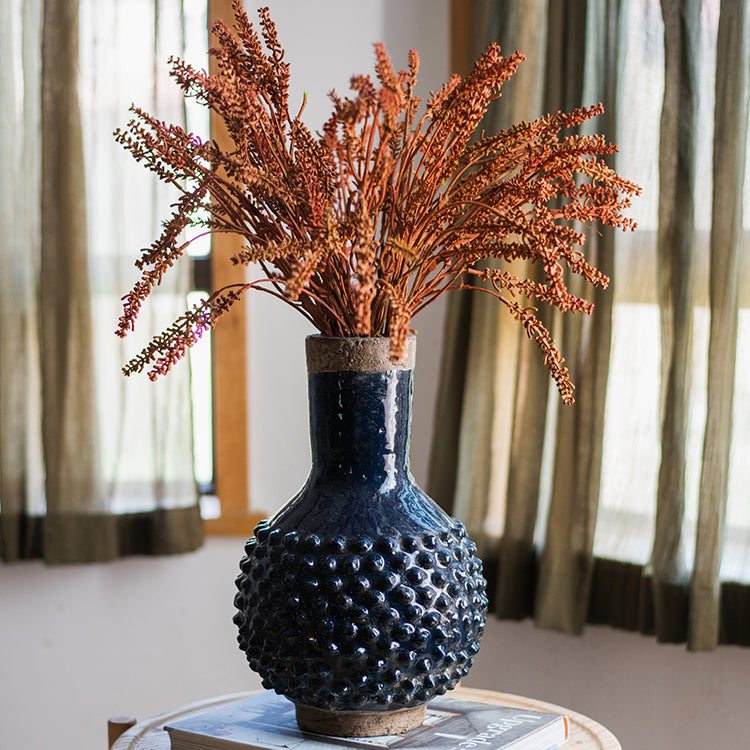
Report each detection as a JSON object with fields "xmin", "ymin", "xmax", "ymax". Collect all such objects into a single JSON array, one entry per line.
[{"xmin": 164, "ymin": 691, "xmax": 569, "ymax": 750}]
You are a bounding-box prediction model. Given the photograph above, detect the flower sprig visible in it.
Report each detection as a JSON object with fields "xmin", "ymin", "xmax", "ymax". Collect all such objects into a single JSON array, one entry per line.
[{"xmin": 115, "ymin": 1, "xmax": 639, "ymax": 402}]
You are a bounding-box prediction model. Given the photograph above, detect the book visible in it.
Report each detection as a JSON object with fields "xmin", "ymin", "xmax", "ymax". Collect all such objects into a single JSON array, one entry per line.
[{"xmin": 164, "ymin": 691, "xmax": 569, "ymax": 750}]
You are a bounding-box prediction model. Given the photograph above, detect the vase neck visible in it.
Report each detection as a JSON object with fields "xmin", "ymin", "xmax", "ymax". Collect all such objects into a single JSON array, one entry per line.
[{"xmin": 307, "ymin": 368, "xmax": 413, "ymax": 486}]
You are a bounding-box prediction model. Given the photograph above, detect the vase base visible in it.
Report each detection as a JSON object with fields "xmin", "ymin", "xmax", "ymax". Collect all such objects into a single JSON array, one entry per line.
[{"xmin": 294, "ymin": 702, "xmax": 427, "ymax": 737}]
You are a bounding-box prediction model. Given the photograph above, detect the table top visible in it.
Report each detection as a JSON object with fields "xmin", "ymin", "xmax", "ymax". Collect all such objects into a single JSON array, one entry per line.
[{"xmin": 112, "ymin": 686, "xmax": 621, "ymax": 750}]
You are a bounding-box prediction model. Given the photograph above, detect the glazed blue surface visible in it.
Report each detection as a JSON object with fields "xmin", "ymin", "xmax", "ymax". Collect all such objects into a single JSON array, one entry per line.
[
  {"xmin": 234, "ymin": 362, "xmax": 487, "ymax": 713},
  {"xmin": 273, "ymin": 369, "xmax": 452, "ymax": 536}
]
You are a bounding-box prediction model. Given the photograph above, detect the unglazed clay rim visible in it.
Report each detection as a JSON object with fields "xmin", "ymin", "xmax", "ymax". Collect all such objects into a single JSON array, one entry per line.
[{"xmin": 305, "ymin": 334, "xmax": 416, "ymax": 373}]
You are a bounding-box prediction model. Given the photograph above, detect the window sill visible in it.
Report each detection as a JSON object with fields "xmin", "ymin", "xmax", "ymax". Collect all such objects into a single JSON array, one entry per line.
[{"xmin": 204, "ymin": 512, "xmax": 265, "ymax": 537}]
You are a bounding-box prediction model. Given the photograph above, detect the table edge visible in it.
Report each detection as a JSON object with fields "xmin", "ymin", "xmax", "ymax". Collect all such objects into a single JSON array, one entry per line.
[{"xmin": 113, "ymin": 687, "xmax": 621, "ymax": 750}]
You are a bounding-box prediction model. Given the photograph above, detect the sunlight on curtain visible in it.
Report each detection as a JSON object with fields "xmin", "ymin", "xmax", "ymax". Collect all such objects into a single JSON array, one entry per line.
[
  {"xmin": 594, "ymin": 0, "xmax": 750, "ymax": 586},
  {"xmin": 0, "ymin": 0, "xmax": 205, "ymax": 562},
  {"xmin": 79, "ymin": 0, "xmax": 196, "ymax": 514},
  {"xmin": 0, "ymin": 0, "xmax": 45, "ymax": 520},
  {"xmin": 430, "ymin": 0, "xmax": 750, "ymax": 649}
]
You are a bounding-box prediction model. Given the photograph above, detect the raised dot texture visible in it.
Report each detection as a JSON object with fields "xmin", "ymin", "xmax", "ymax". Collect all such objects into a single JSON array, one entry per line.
[{"xmin": 234, "ymin": 526, "xmax": 487, "ymax": 711}]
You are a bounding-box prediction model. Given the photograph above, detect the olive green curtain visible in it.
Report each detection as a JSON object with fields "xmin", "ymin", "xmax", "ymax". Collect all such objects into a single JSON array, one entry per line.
[
  {"xmin": 430, "ymin": 0, "xmax": 750, "ymax": 649},
  {"xmin": 0, "ymin": 0, "xmax": 204, "ymax": 563}
]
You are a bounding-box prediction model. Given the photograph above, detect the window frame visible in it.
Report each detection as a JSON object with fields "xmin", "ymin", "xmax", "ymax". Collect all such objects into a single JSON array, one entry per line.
[{"xmin": 202, "ymin": 0, "xmax": 264, "ymax": 536}]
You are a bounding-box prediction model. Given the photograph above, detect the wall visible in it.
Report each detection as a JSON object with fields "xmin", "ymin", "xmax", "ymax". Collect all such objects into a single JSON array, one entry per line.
[{"xmin": 0, "ymin": 539, "xmax": 259, "ymax": 750}]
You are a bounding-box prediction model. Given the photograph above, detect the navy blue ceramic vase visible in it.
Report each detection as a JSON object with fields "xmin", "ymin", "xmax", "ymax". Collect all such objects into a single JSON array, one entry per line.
[{"xmin": 233, "ymin": 335, "xmax": 487, "ymax": 736}]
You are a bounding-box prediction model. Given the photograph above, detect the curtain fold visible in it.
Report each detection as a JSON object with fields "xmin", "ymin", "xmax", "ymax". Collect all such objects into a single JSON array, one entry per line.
[
  {"xmin": 0, "ymin": 0, "xmax": 204, "ymax": 563},
  {"xmin": 533, "ymin": 0, "xmax": 605, "ymax": 636},
  {"xmin": 432, "ymin": 0, "xmax": 750, "ymax": 649},
  {"xmin": 648, "ymin": 0, "xmax": 701, "ymax": 643},
  {"xmin": 689, "ymin": 0, "xmax": 749, "ymax": 650},
  {"xmin": 0, "ymin": 0, "xmax": 44, "ymax": 562},
  {"xmin": 489, "ymin": 0, "xmax": 552, "ymax": 622},
  {"xmin": 40, "ymin": 0, "xmax": 108, "ymax": 561}
]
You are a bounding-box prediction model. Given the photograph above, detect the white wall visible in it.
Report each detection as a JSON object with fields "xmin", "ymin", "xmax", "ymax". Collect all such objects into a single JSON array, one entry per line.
[
  {"xmin": 0, "ymin": 539, "xmax": 260, "ymax": 750},
  {"xmin": 3, "ymin": 4, "xmax": 750, "ymax": 750}
]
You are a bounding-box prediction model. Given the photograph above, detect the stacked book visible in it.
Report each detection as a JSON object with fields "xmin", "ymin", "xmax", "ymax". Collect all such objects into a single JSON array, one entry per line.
[{"xmin": 164, "ymin": 691, "xmax": 569, "ymax": 750}]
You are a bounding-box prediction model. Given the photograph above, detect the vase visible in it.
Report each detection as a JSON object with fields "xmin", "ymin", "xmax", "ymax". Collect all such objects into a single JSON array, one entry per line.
[{"xmin": 233, "ymin": 335, "xmax": 487, "ymax": 737}]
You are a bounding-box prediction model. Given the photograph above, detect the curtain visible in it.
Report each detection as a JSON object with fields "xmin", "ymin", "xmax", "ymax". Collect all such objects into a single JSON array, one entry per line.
[
  {"xmin": 0, "ymin": 0, "xmax": 204, "ymax": 563},
  {"xmin": 430, "ymin": 0, "xmax": 750, "ymax": 650}
]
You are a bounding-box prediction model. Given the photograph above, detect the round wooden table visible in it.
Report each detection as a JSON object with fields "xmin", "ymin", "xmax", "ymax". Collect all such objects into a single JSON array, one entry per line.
[{"xmin": 110, "ymin": 686, "xmax": 621, "ymax": 750}]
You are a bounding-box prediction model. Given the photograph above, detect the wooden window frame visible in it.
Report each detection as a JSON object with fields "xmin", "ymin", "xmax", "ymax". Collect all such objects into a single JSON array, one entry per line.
[{"xmin": 203, "ymin": 0, "xmax": 264, "ymax": 536}]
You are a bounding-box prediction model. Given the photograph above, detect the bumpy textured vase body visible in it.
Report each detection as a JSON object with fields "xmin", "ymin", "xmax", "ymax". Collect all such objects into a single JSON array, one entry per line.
[{"xmin": 233, "ymin": 336, "xmax": 487, "ymax": 716}]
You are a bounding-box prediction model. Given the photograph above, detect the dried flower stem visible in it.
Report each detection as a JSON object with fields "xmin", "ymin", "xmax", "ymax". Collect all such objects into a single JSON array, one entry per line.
[{"xmin": 115, "ymin": 3, "xmax": 639, "ymax": 402}]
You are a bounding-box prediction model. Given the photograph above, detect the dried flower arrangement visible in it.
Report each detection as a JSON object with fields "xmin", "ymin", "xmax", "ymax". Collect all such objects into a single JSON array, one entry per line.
[{"xmin": 115, "ymin": 1, "xmax": 639, "ymax": 403}]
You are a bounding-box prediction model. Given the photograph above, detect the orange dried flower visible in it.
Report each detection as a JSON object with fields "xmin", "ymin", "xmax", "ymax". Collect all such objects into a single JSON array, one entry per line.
[{"xmin": 115, "ymin": 4, "xmax": 639, "ymax": 402}]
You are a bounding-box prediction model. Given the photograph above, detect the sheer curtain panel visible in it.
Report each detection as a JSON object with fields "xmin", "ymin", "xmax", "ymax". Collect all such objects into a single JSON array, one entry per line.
[
  {"xmin": 0, "ymin": 0, "xmax": 204, "ymax": 563},
  {"xmin": 431, "ymin": 0, "xmax": 750, "ymax": 650}
]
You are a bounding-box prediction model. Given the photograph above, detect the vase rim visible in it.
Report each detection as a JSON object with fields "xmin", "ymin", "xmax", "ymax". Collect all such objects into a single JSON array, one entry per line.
[{"xmin": 305, "ymin": 334, "xmax": 416, "ymax": 373}]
